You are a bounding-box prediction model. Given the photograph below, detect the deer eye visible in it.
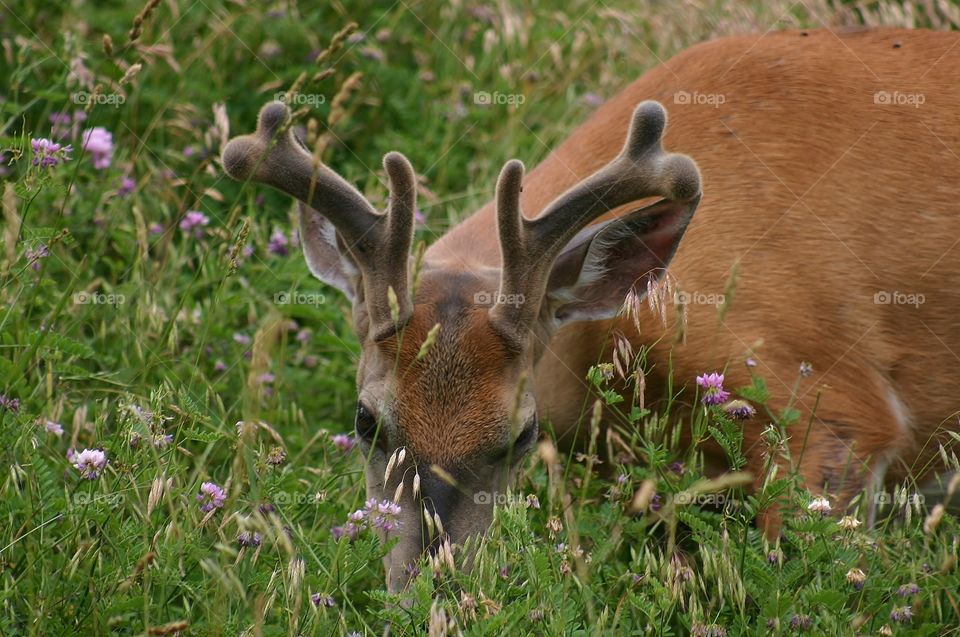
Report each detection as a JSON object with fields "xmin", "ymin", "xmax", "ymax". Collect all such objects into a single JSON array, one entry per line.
[{"xmin": 355, "ymin": 401, "xmax": 379, "ymax": 443}]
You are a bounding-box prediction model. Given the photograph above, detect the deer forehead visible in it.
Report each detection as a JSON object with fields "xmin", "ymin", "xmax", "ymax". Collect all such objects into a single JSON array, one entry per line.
[{"xmin": 361, "ymin": 272, "xmax": 524, "ymax": 463}]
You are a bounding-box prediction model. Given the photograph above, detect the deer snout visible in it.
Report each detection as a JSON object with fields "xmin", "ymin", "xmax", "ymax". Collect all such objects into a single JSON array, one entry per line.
[{"xmin": 379, "ymin": 464, "xmax": 500, "ymax": 593}]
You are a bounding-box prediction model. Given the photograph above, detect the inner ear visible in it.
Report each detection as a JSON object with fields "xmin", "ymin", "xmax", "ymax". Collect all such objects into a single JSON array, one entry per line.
[
  {"xmin": 544, "ymin": 197, "xmax": 699, "ymax": 325},
  {"xmin": 299, "ymin": 202, "xmax": 361, "ymax": 301}
]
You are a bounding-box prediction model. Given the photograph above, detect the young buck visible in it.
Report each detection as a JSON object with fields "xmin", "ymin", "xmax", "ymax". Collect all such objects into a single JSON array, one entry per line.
[{"xmin": 223, "ymin": 27, "xmax": 960, "ymax": 591}]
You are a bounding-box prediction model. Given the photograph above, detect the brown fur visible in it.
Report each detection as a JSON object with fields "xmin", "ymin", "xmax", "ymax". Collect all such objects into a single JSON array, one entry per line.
[
  {"xmin": 430, "ymin": 28, "xmax": 960, "ymax": 498},
  {"xmin": 381, "ymin": 270, "xmax": 520, "ymax": 465},
  {"xmin": 226, "ymin": 27, "xmax": 960, "ymax": 591}
]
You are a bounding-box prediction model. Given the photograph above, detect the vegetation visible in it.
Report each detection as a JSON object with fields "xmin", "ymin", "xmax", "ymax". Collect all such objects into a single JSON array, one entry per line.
[{"xmin": 1, "ymin": 1, "xmax": 958, "ymax": 634}]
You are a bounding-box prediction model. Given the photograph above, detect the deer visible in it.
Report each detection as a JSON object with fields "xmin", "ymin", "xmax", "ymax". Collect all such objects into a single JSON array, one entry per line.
[{"xmin": 222, "ymin": 27, "xmax": 960, "ymax": 592}]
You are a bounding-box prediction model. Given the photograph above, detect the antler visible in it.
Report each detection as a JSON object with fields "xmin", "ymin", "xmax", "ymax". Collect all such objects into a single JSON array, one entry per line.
[
  {"xmin": 491, "ymin": 100, "xmax": 701, "ymax": 333},
  {"xmin": 222, "ymin": 101, "xmax": 416, "ymax": 336}
]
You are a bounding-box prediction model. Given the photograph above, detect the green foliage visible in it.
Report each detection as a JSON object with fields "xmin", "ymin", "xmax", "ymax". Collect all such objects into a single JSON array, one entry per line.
[{"xmin": 1, "ymin": 1, "xmax": 959, "ymax": 636}]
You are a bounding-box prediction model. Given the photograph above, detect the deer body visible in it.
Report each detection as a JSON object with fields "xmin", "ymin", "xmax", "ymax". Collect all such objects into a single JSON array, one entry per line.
[
  {"xmin": 224, "ymin": 27, "xmax": 960, "ymax": 591},
  {"xmin": 439, "ymin": 26, "xmax": 960, "ymax": 491}
]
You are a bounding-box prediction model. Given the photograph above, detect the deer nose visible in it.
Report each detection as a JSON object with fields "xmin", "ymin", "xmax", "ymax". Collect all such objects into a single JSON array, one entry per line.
[{"xmin": 416, "ymin": 469, "xmax": 462, "ymax": 554}]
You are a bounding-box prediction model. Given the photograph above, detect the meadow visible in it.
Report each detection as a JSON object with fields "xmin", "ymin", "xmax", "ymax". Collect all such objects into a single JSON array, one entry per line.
[{"xmin": 1, "ymin": 0, "xmax": 959, "ymax": 634}]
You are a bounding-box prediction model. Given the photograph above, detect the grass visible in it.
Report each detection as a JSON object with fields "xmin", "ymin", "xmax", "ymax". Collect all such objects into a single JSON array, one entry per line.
[{"xmin": 1, "ymin": 0, "xmax": 959, "ymax": 634}]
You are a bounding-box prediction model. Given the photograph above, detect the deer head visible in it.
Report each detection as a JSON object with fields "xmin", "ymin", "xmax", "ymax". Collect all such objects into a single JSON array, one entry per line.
[{"xmin": 222, "ymin": 100, "xmax": 700, "ymax": 592}]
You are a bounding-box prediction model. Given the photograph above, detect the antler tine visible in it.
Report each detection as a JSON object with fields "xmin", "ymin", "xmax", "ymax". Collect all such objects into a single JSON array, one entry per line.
[
  {"xmin": 222, "ymin": 102, "xmax": 381, "ymax": 250},
  {"xmin": 490, "ymin": 101, "xmax": 701, "ymax": 331},
  {"xmin": 223, "ymin": 101, "xmax": 419, "ymax": 333},
  {"xmin": 366, "ymin": 151, "xmax": 417, "ymax": 328},
  {"xmin": 493, "ymin": 159, "xmax": 527, "ymax": 311}
]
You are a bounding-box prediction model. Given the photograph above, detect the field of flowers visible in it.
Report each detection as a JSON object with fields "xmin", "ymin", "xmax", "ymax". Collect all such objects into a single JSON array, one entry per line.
[{"xmin": 1, "ymin": 1, "xmax": 959, "ymax": 635}]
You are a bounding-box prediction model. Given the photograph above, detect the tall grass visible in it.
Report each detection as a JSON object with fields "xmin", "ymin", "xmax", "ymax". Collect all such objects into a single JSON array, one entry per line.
[{"xmin": 1, "ymin": 0, "xmax": 958, "ymax": 634}]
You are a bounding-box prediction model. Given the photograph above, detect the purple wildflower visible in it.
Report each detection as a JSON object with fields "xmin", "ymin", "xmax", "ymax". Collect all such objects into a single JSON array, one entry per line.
[
  {"xmin": 723, "ymin": 399, "xmax": 756, "ymax": 420},
  {"xmin": 25, "ymin": 244, "xmax": 49, "ymax": 271},
  {"xmin": 311, "ymin": 593, "xmax": 336, "ymax": 608},
  {"xmin": 582, "ymin": 92, "xmax": 604, "ymax": 108},
  {"xmin": 116, "ymin": 176, "xmax": 136, "ymax": 197},
  {"xmin": 897, "ymin": 583, "xmax": 919, "ymax": 597},
  {"xmin": 650, "ymin": 493, "xmax": 663, "ymax": 512},
  {"xmin": 43, "ymin": 420, "xmax": 64, "ymax": 437},
  {"xmin": 799, "ymin": 361, "xmax": 813, "ymax": 378},
  {"xmin": 267, "ymin": 230, "xmax": 290, "ymax": 256},
  {"xmin": 890, "ymin": 606, "xmax": 913, "ymax": 624},
  {"xmin": 669, "ymin": 461, "xmax": 686, "ymax": 475},
  {"xmin": 31, "ymin": 138, "xmax": 73, "ymax": 168},
  {"xmin": 153, "ymin": 434, "xmax": 174, "ymax": 448},
  {"xmin": 0, "ymin": 395, "xmax": 21, "ymax": 413},
  {"xmin": 745, "ymin": 357, "xmax": 758, "ymax": 368},
  {"xmin": 81, "ymin": 127, "xmax": 114, "ymax": 169},
  {"xmin": 330, "ymin": 433, "xmax": 357, "ymax": 452},
  {"xmin": 179, "ymin": 211, "xmax": 210, "ymax": 238},
  {"xmin": 789, "ymin": 614, "xmax": 812, "ymax": 631},
  {"xmin": 197, "ymin": 481, "xmax": 226, "ymax": 512},
  {"xmin": 49, "ymin": 112, "xmax": 73, "ymax": 138},
  {"xmin": 237, "ymin": 531, "xmax": 263, "ymax": 548},
  {"xmin": 233, "ymin": 333, "xmax": 252, "ymax": 346},
  {"xmin": 695, "ymin": 372, "xmax": 730, "ymax": 406},
  {"xmin": 213, "ymin": 360, "xmax": 227, "ymax": 373},
  {"xmin": 341, "ymin": 508, "xmax": 368, "ymax": 538},
  {"xmin": 295, "ymin": 328, "xmax": 312, "ymax": 343},
  {"xmin": 71, "ymin": 448, "xmax": 107, "ymax": 479},
  {"xmin": 365, "ymin": 498, "xmax": 402, "ymax": 532},
  {"xmin": 148, "ymin": 223, "xmax": 164, "ymax": 235},
  {"xmin": 258, "ymin": 502, "xmax": 276, "ymax": 515},
  {"xmin": 331, "ymin": 523, "xmax": 361, "ymax": 541}
]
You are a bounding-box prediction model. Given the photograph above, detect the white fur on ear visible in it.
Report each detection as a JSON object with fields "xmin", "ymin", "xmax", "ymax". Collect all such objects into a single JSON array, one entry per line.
[
  {"xmin": 545, "ymin": 197, "xmax": 698, "ymax": 325},
  {"xmin": 299, "ymin": 202, "xmax": 360, "ymax": 301}
]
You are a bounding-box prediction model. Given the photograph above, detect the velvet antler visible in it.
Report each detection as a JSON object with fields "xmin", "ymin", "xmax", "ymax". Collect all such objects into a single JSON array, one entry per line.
[
  {"xmin": 490, "ymin": 100, "xmax": 701, "ymax": 334},
  {"xmin": 222, "ymin": 101, "xmax": 416, "ymax": 336}
]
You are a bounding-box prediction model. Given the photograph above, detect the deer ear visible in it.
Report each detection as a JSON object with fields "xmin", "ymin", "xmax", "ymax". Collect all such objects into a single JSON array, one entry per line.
[
  {"xmin": 298, "ymin": 202, "xmax": 361, "ymax": 302},
  {"xmin": 544, "ymin": 197, "xmax": 699, "ymax": 325}
]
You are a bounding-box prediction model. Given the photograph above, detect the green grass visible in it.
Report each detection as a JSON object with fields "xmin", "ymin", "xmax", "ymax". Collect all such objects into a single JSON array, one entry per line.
[{"xmin": 1, "ymin": 0, "xmax": 959, "ymax": 635}]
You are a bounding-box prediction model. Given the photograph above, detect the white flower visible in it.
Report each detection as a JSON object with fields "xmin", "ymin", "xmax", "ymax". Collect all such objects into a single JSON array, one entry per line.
[
  {"xmin": 807, "ymin": 496, "xmax": 832, "ymax": 515},
  {"xmin": 838, "ymin": 515, "xmax": 861, "ymax": 530}
]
